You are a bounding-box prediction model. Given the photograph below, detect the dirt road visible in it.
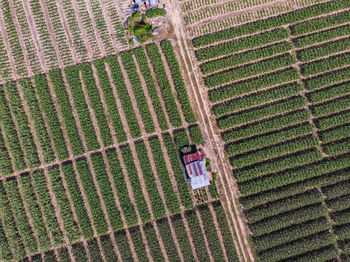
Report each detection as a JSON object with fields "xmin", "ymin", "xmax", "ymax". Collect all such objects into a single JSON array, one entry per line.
[{"xmin": 163, "ymin": 1, "xmax": 255, "ymax": 261}]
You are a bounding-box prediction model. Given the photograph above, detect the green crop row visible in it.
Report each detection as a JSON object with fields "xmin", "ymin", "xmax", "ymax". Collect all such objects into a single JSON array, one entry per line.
[
  {"xmin": 0, "ymin": 85, "xmax": 25, "ymax": 171},
  {"xmin": 114, "ymin": 230, "xmax": 133, "ymax": 261},
  {"xmin": 334, "ymin": 223, "xmax": 350, "ymax": 241},
  {"xmin": 198, "ymin": 205, "xmax": 226, "ymax": 261},
  {"xmin": 231, "ymin": 135, "xmax": 318, "ymax": 168},
  {"xmin": 245, "ymin": 189, "xmax": 322, "ymax": 223},
  {"xmin": 161, "ymin": 40, "xmax": 196, "ymax": 124},
  {"xmin": 302, "ymin": 53, "xmax": 350, "ymax": 76},
  {"xmin": 258, "ymin": 231, "xmax": 334, "ymax": 262},
  {"xmin": 162, "ymin": 134, "xmax": 193, "ymax": 209},
  {"xmin": 134, "ymin": 141, "xmax": 165, "ymax": 219},
  {"xmin": 106, "ymin": 150, "xmax": 138, "ymax": 226},
  {"xmin": 226, "ymin": 122, "xmax": 313, "ymax": 156},
  {"xmin": 212, "ymin": 202, "xmax": 239, "ymax": 262},
  {"xmin": 0, "ymin": 0, "xmax": 27, "ymax": 76},
  {"xmin": 121, "ymin": 52, "xmax": 155, "ymax": 134},
  {"xmin": 313, "ymin": 95, "xmax": 350, "ymax": 117},
  {"xmin": 185, "ymin": 210, "xmax": 210, "ymax": 261},
  {"xmin": 206, "ymin": 54, "xmax": 295, "ymax": 88},
  {"xmin": 305, "ymin": 67, "xmax": 350, "ymax": 90},
  {"xmin": 79, "ymin": 64, "xmax": 113, "ymax": 146},
  {"xmin": 219, "ymin": 96, "xmax": 306, "ymax": 130},
  {"xmin": 156, "ymin": 218, "xmax": 181, "ymax": 261},
  {"xmin": 120, "ymin": 146, "xmax": 151, "ymax": 222},
  {"xmin": 322, "ymin": 180, "xmax": 350, "ymax": 200},
  {"xmin": 171, "ymin": 214, "xmax": 196, "ymax": 261},
  {"xmin": 19, "ymin": 79, "xmax": 55, "ymax": 164},
  {"xmin": 34, "ymin": 75, "xmax": 70, "ymax": 160},
  {"xmin": 239, "ymin": 154, "xmax": 350, "ymax": 196},
  {"xmin": 4, "ymin": 179, "xmax": 38, "ymax": 254},
  {"xmin": 236, "ymin": 149, "xmax": 323, "ymax": 183},
  {"xmin": 146, "ymin": 44, "xmax": 182, "ymax": 127},
  {"xmin": 87, "ymin": 239, "xmax": 103, "ymax": 262},
  {"xmin": 201, "ymin": 42, "xmax": 293, "ymax": 74},
  {"xmin": 209, "ymin": 68, "xmax": 300, "ymax": 103},
  {"xmin": 0, "ymin": 129, "xmax": 13, "ymax": 176},
  {"xmin": 61, "ymin": 162, "xmax": 93, "ymax": 240},
  {"xmin": 222, "ymin": 110, "xmax": 310, "ymax": 142},
  {"xmin": 332, "ymin": 209, "xmax": 350, "ymax": 225},
  {"xmin": 90, "ymin": 154, "xmax": 123, "ymax": 231},
  {"xmin": 143, "ymin": 223, "xmax": 165, "ymax": 261},
  {"xmin": 32, "ymin": 171, "xmax": 64, "ymax": 247},
  {"xmin": 189, "ymin": 125, "xmax": 204, "ymax": 145},
  {"xmin": 214, "ymin": 82, "xmax": 302, "ymax": 117},
  {"xmin": 192, "ymin": 0, "xmax": 350, "ymax": 47},
  {"xmin": 253, "ymin": 217, "xmax": 329, "ymax": 252},
  {"xmin": 174, "ymin": 129, "xmax": 190, "ymax": 147},
  {"xmin": 298, "ymin": 37, "xmax": 350, "ymax": 62},
  {"xmin": 0, "ymin": 182, "xmax": 26, "ymax": 260},
  {"xmin": 240, "ymin": 166, "xmax": 350, "ymax": 210},
  {"xmin": 105, "ymin": 56, "xmax": 141, "ymax": 138},
  {"xmin": 196, "ymin": 28, "xmax": 289, "ymax": 61},
  {"xmin": 48, "ymin": 167, "xmax": 80, "ymax": 243},
  {"xmin": 323, "ymin": 138, "xmax": 350, "ymax": 157},
  {"xmin": 64, "ymin": 67, "xmax": 99, "ymax": 151},
  {"xmin": 295, "ymin": 24, "xmax": 350, "ymax": 48},
  {"xmin": 309, "ymin": 82, "xmax": 350, "ymax": 104},
  {"xmin": 18, "ymin": 175, "xmax": 50, "ymax": 252},
  {"xmin": 93, "ymin": 60, "xmax": 127, "ymax": 143},
  {"xmin": 149, "ymin": 137, "xmax": 180, "ymax": 214},
  {"xmin": 75, "ymin": 158, "xmax": 108, "ymax": 235},
  {"xmin": 58, "ymin": 247, "xmax": 71, "ymax": 262},
  {"xmin": 133, "ymin": 48, "xmax": 169, "ymax": 131},
  {"xmin": 129, "ymin": 226, "xmax": 148, "ymax": 262},
  {"xmin": 72, "ymin": 242, "xmax": 88, "ymax": 261},
  {"xmin": 4, "ymin": 82, "xmax": 40, "ymax": 168},
  {"xmin": 0, "ymin": 222, "xmax": 12, "ymax": 261},
  {"xmin": 326, "ymin": 194, "xmax": 350, "ymax": 213},
  {"xmin": 320, "ymin": 124, "xmax": 350, "ymax": 143},
  {"xmin": 48, "ymin": 71, "xmax": 84, "ymax": 156},
  {"xmin": 249, "ymin": 203, "xmax": 326, "ymax": 236},
  {"xmin": 292, "ymin": 10, "xmax": 350, "ymax": 36},
  {"xmin": 317, "ymin": 111, "xmax": 350, "ymax": 130},
  {"xmin": 100, "ymin": 234, "xmax": 118, "ymax": 262}
]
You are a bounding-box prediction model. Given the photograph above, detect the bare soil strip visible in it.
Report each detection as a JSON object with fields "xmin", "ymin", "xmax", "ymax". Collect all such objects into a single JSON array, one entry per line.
[
  {"xmin": 105, "ymin": 62, "xmax": 154, "ymax": 262},
  {"xmin": 91, "ymin": 64, "xmax": 140, "ymax": 261},
  {"xmin": 16, "ymin": 0, "xmax": 47, "ymax": 72},
  {"xmin": 0, "ymin": 7, "xmax": 18, "ymax": 79},
  {"xmin": 53, "ymin": 0, "xmax": 80, "ymax": 64},
  {"xmin": 69, "ymin": 0, "xmax": 94, "ymax": 60},
  {"xmin": 37, "ymin": 0, "xmax": 62, "ymax": 68},
  {"xmin": 83, "ymin": 0, "xmax": 107, "ymax": 57},
  {"xmin": 143, "ymin": 48, "xmax": 173, "ymax": 128}
]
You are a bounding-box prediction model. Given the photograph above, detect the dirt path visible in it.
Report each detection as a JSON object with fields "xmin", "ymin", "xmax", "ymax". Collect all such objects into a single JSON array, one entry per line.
[{"xmin": 164, "ymin": 0, "xmax": 255, "ymax": 260}]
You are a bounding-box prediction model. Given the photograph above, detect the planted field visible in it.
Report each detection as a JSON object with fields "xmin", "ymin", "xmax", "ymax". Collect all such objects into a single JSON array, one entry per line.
[
  {"xmin": 190, "ymin": 0, "xmax": 350, "ymax": 260},
  {"xmin": 0, "ymin": 37, "xmax": 239, "ymax": 261},
  {"xmin": 0, "ymin": 0, "xmax": 127, "ymax": 83}
]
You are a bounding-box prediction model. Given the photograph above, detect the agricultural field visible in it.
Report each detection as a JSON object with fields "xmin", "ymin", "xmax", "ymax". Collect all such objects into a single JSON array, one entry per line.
[
  {"xmin": 0, "ymin": 37, "xmax": 240, "ymax": 261},
  {"xmin": 190, "ymin": 0, "xmax": 350, "ymax": 260},
  {"xmin": 0, "ymin": 0, "xmax": 127, "ymax": 83}
]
